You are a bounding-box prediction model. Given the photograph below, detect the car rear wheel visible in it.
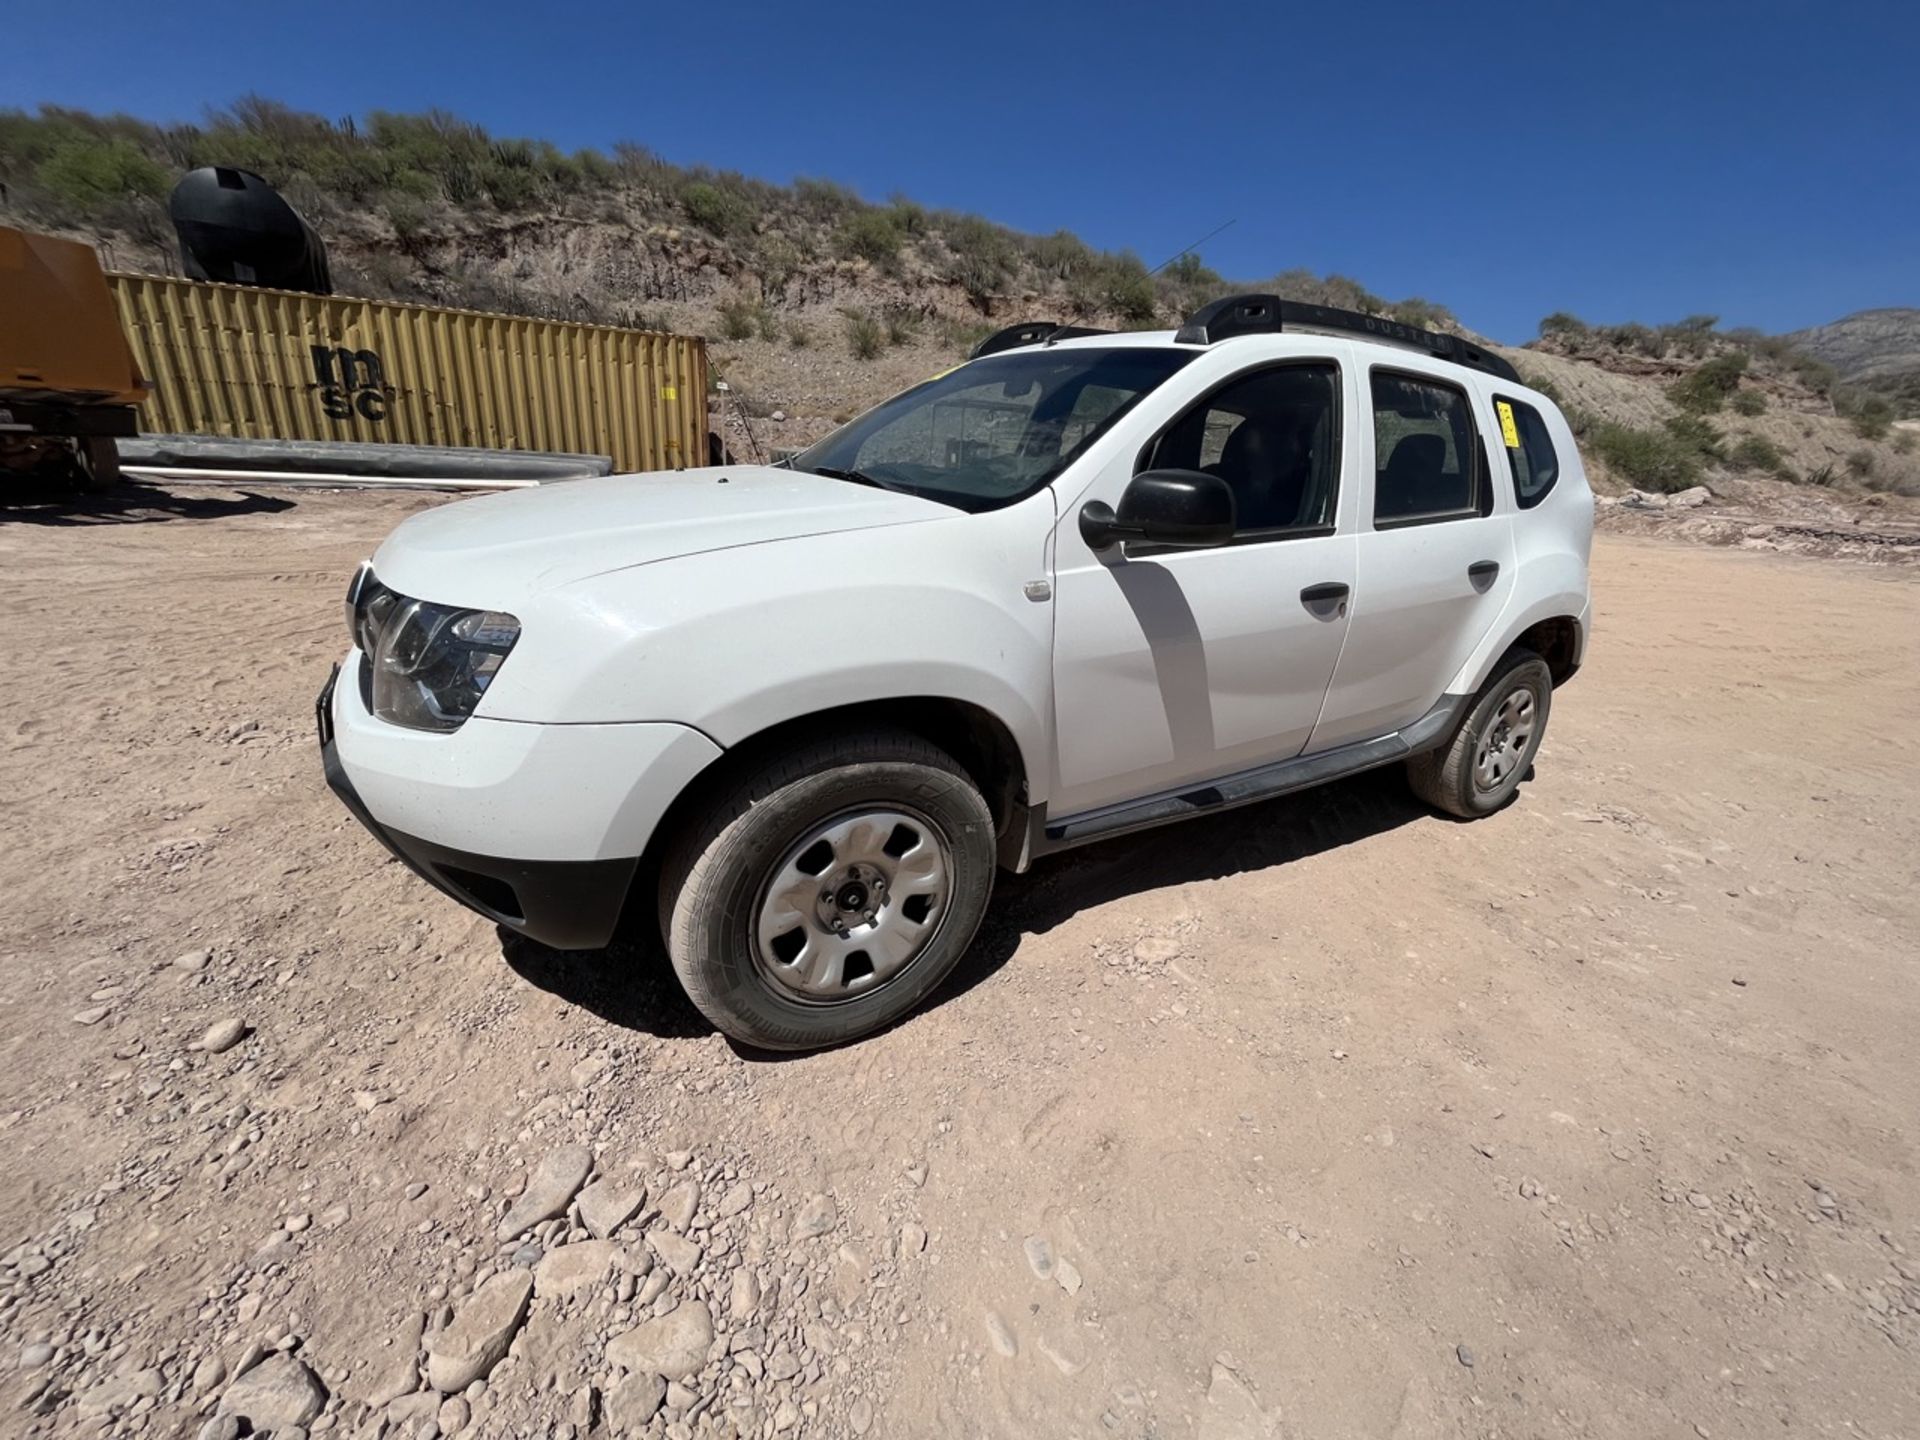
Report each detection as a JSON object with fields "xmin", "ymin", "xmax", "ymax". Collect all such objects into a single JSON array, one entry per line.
[
  {"xmin": 1406, "ymin": 648, "xmax": 1553, "ymax": 818},
  {"xmin": 659, "ymin": 728, "xmax": 996, "ymax": 1050}
]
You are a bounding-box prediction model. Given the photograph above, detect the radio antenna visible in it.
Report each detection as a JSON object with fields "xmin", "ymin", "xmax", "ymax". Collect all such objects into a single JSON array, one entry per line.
[{"xmin": 1148, "ymin": 218, "xmax": 1236, "ymax": 277}]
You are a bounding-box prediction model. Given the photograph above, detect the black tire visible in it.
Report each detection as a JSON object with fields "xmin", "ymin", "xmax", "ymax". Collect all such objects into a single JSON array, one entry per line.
[
  {"xmin": 658, "ymin": 728, "xmax": 996, "ymax": 1050},
  {"xmin": 1406, "ymin": 648, "xmax": 1553, "ymax": 819},
  {"xmin": 76, "ymin": 436, "xmax": 120, "ymax": 493}
]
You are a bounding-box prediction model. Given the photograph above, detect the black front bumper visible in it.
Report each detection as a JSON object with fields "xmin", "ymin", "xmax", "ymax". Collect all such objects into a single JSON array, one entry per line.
[{"xmin": 317, "ymin": 664, "xmax": 637, "ymax": 951}]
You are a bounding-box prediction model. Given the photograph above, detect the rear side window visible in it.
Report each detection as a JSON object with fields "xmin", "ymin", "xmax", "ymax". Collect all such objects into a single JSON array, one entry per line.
[
  {"xmin": 1494, "ymin": 397, "xmax": 1561, "ymax": 508},
  {"xmin": 1371, "ymin": 371, "xmax": 1483, "ymax": 525}
]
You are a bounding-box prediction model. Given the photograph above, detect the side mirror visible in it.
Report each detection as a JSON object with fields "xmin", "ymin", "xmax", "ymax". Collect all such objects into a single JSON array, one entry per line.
[{"xmin": 1079, "ymin": 469, "xmax": 1237, "ymax": 552}]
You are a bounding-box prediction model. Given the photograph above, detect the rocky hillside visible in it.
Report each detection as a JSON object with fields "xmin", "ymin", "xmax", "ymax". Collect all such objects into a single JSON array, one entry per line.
[
  {"xmin": 1785, "ymin": 309, "xmax": 1920, "ymax": 413},
  {"xmin": 3, "ymin": 98, "xmax": 1916, "ymax": 525}
]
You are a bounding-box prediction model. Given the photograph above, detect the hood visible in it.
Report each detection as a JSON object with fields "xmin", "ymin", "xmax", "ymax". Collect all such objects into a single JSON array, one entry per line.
[{"xmin": 370, "ymin": 464, "xmax": 954, "ymax": 602}]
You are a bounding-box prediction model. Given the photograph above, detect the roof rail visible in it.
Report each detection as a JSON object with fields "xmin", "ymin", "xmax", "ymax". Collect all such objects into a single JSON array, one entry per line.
[
  {"xmin": 969, "ymin": 322, "xmax": 1111, "ymax": 360},
  {"xmin": 1175, "ymin": 294, "xmax": 1519, "ymax": 384}
]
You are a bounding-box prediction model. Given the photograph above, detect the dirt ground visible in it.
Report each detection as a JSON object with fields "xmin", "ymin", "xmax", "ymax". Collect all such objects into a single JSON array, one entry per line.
[{"xmin": 3, "ymin": 483, "xmax": 1917, "ymax": 1440}]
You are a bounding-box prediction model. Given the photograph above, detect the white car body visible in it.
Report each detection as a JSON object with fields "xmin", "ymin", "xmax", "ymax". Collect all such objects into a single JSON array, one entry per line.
[{"xmin": 323, "ymin": 316, "xmax": 1592, "ymax": 954}]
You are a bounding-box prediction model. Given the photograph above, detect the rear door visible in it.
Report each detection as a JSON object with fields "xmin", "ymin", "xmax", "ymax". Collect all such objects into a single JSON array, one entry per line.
[{"xmin": 1307, "ymin": 361, "xmax": 1514, "ymax": 751}]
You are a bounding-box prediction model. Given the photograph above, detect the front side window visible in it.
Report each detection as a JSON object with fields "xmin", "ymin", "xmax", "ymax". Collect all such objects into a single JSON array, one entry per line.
[
  {"xmin": 1493, "ymin": 396, "xmax": 1561, "ymax": 507},
  {"xmin": 1142, "ymin": 363, "xmax": 1342, "ymax": 536},
  {"xmin": 791, "ymin": 348, "xmax": 1196, "ymax": 512},
  {"xmin": 1371, "ymin": 371, "xmax": 1483, "ymax": 525}
]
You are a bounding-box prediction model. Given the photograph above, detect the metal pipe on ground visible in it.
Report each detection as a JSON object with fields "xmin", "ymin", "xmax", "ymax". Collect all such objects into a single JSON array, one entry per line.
[{"xmin": 121, "ymin": 466, "xmax": 537, "ymax": 491}]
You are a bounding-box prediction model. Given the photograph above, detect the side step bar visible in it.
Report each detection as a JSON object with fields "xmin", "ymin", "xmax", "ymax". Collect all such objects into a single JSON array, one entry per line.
[{"xmin": 1033, "ymin": 693, "xmax": 1469, "ymax": 855}]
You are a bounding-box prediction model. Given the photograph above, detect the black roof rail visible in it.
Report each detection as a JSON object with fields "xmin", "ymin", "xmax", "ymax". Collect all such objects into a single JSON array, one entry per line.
[
  {"xmin": 1174, "ymin": 293, "xmax": 1520, "ymax": 384},
  {"xmin": 969, "ymin": 322, "xmax": 1111, "ymax": 360}
]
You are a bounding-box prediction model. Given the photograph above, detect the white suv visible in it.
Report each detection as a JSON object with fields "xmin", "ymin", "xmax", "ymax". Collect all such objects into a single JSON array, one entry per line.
[{"xmin": 320, "ymin": 295, "xmax": 1592, "ymax": 1049}]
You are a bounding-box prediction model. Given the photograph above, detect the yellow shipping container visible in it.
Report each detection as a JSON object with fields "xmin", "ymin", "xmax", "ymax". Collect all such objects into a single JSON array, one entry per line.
[{"xmin": 106, "ymin": 273, "xmax": 708, "ymax": 474}]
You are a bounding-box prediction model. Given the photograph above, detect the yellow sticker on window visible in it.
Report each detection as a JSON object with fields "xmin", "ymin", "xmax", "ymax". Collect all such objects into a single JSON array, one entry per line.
[
  {"xmin": 661, "ymin": 385, "xmax": 678, "ymax": 401},
  {"xmin": 1496, "ymin": 400, "xmax": 1521, "ymax": 449}
]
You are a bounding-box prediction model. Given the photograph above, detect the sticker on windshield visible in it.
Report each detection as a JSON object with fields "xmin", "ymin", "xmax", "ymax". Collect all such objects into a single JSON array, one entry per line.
[{"xmin": 1496, "ymin": 400, "xmax": 1521, "ymax": 449}]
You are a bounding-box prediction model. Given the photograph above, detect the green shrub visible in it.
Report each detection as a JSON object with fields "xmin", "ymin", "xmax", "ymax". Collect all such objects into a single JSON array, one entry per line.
[
  {"xmin": 33, "ymin": 138, "xmax": 168, "ymax": 214},
  {"xmin": 883, "ymin": 307, "xmax": 919, "ymax": 346},
  {"xmin": 943, "ymin": 215, "xmax": 1016, "ymax": 301},
  {"xmin": 1588, "ymin": 422, "xmax": 1703, "ymax": 492},
  {"xmin": 1390, "ymin": 297, "xmax": 1455, "ymax": 330},
  {"xmin": 1028, "ymin": 229, "xmax": 1093, "ymax": 279},
  {"xmin": 1663, "ymin": 413, "xmax": 1725, "ymax": 466},
  {"xmin": 1728, "ymin": 434, "xmax": 1788, "ymax": 476},
  {"xmin": 680, "ymin": 180, "xmax": 755, "ymax": 237},
  {"xmin": 842, "ymin": 308, "xmax": 883, "ymax": 360},
  {"xmin": 1728, "ymin": 388, "xmax": 1766, "ymax": 416},
  {"xmin": 753, "ymin": 235, "xmax": 804, "ymax": 302},
  {"xmin": 1845, "ymin": 448, "xmax": 1875, "ymax": 479},
  {"xmin": 1070, "ymin": 253, "xmax": 1156, "ymax": 324},
  {"xmin": 786, "ymin": 319, "xmax": 812, "ymax": 349},
  {"xmin": 792, "ymin": 177, "xmax": 860, "ymax": 223},
  {"xmin": 1804, "ymin": 463, "xmax": 1837, "ymax": 487},
  {"xmin": 1842, "ymin": 393, "xmax": 1893, "ymax": 440},
  {"xmin": 717, "ymin": 294, "xmax": 759, "ymax": 341},
  {"xmin": 938, "ymin": 316, "xmax": 995, "ymax": 355},
  {"xmin": 886, "ymin": 196, "xmax": 927, "ymax": 234},
  {"xmin": 836, "ymin": 208, "xmax": 905, "ymax": 266},
  {"xmin": 383, "ymin": 192, "xmax": 431, "ymax": 240},
  {"xmin": 1538, "ymin": 311, "xmax": 1589, "ymax": 339},
  {"xmin": 1670, "ymin": 352, "xmax": 1749, "ymax": 414}
]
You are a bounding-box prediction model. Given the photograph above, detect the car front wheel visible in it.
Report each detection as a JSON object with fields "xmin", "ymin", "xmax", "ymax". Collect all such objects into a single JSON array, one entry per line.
[{"xmin": 659, "ymin": 728, "xmax": 997, "ymax": 1050}]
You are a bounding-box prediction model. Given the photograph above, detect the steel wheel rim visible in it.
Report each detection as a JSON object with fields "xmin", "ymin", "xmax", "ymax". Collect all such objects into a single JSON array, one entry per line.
[
  {"xmin": 752, "ymin": 806, "xmax": 953, "ymax": 1006},
  {"xmin": 1473, "ymin": 685, "xmax": 1537, "ymax": 792}
]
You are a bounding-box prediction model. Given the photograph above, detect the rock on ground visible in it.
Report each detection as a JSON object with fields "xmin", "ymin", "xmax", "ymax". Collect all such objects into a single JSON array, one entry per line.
[
  {"xmin": 198, "ymin": 1017, "xmax": 248, "ymax": 1053},
  {"xmin": 535, "ymin": 1238, "xmax": 619, "ymax": 1300},
  {"xmin": 793, "ymin": 1192, "xmax": 838, "ymax": 1238},
  {"xmin": 427, "ymin": 1269, "xmax": 534, "ymax": 1392},
  {"xmin": 218, "ymin": 1355, "xmax": 327, "ymax": 1430},
  {"xmin": 577, "ymin": 1178, "xmax": 644, "ymax": 1239},
  {"xmin": 1198, "ymin": 1363, "xmax": 1279, "ymax": 1440},
  {"xmin": 607, "ymin": 1300, "xmax": 714, "ymax": 1380},
  {"xmin": 608, "ymin": 1370, "xmax": 666, "ymax": 1428},
  {"xmin": 496, "ymin": 1144, "xmax": 593, "ymax": 1240},
  {"xmin": 648, "ymin": 1228, "xmax": 702, "ymax": 1278}
]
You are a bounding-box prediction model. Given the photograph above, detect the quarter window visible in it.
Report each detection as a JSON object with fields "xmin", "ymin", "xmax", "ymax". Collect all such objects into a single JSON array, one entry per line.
[
  {"xmin": 1494, "ymin": 396, "xmax": 1561, "ymax": 508},
  {"xmin": 1143, "ymin": 363, "xmax": 1341, "ymax": 536},
  {"xmin": 1371, "ymin": 371, "xmax": 1482, "ymax": 525}
]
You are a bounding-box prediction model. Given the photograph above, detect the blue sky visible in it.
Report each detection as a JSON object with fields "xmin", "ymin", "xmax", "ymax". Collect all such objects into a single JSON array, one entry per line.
[{"xmin": 4, "ymin": 0, "xmax": 1914, "ymax": 342}]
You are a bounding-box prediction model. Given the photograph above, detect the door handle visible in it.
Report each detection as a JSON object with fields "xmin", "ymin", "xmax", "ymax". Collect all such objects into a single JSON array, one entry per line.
[
  {"xmin": 1467, "ymin": 560, "xmax": 1500, "ymax": 592},
  {"xmin": 1300, "ymin": 581, "xmax": 1350, "ymax": 617}
]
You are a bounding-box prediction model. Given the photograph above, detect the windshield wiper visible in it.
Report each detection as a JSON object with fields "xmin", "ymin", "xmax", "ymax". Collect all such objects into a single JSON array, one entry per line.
[{"xmin": 805, "ymin": 465, "xmax": 896, "ymax": 492}]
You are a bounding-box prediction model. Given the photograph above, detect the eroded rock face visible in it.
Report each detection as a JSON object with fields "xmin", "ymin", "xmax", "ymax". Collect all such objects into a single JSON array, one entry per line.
[
  {"xmin": 607, "ymin": 1299, "xmax": 714, "ymax": 1380},
  {"xmin": 218, "ymin": 1355, "xmax": 328, "ymax": 1430},
  {"xmin": 427, "ymin": 1270, "xmax": 535, "ymax": 1392}
]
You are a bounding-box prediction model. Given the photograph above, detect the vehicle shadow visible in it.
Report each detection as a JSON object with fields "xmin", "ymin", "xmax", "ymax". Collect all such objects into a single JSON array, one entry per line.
[
  {"xmin": 498, "ymin": 765, "xmax": 1433, "ymax": 1053},
  {"xmin": 0, "ymin": 479, "xmax": 297, "ymax": 526}
]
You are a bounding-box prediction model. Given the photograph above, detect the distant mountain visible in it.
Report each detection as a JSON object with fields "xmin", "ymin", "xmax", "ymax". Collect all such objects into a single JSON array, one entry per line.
[{"xmin": 1785, "ymin": 308, "xmax": 1920, "ymax": 413}]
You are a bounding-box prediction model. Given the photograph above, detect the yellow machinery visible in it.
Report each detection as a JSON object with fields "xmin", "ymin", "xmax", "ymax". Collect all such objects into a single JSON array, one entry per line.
[{"xmin": 0, "ymin": 225, "xmax": 148, "ymax": 489}]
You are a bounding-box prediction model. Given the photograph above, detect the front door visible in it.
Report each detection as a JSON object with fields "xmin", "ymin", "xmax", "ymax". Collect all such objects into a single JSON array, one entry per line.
[
  {"xmin": 1050, "ymin": 359, "xmax": 1358, "ymax": 817},
  {"xmin": 1308, "ymin": 364, "xmax": 1515, "ymax": 751}
]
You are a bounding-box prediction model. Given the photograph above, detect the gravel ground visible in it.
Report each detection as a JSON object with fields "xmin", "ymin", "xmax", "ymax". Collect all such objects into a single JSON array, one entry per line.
[{"xmin": 2, "ymin": 482, "xmax": 1917, "ymax": 1439}]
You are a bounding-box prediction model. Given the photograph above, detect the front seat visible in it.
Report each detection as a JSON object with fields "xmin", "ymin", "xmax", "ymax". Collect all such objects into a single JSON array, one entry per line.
[{"xmin": 1210, "ymin": 419, "xmax": 1308, "ymax": 530}]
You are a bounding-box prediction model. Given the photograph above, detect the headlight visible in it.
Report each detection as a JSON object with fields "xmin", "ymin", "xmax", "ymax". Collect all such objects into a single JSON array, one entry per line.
[{"xmin": 346, "ymin": 567, "xmax": 520, "ymax": 732}]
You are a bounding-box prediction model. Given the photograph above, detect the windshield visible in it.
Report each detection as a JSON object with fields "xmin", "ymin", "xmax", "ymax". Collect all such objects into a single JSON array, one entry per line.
[{"xmin": 791, "ymin": 347, "xmax": 1196, "ymax": 512}]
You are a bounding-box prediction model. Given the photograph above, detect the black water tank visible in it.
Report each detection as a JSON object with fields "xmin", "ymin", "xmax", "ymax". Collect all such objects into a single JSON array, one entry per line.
[{"xmin": 170, "ymin": 167, "xmax": 331, "ymax": 295}]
